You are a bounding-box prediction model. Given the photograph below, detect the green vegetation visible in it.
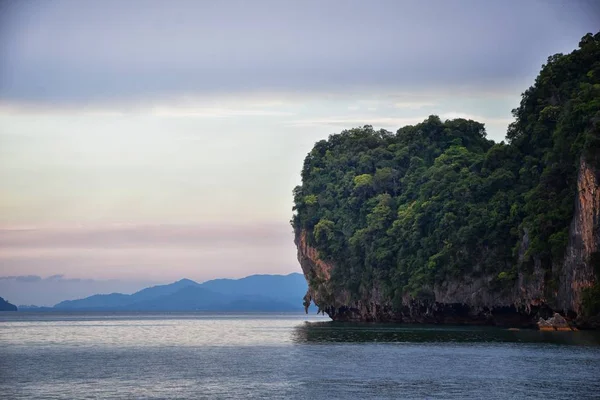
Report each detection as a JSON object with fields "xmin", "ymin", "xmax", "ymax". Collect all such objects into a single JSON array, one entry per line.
[
  {"xmin": 292, "ymin": 33, "xmax": 600, "ymax": 306},
  {"xmin": 582, "ymin": 285, "xmax": 600, "ymax": 317}
]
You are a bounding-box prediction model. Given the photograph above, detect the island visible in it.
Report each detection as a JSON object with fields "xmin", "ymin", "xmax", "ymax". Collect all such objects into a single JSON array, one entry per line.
[
  {"xmin": 0, "ymin": 297, "xmax": 18, "ymax": 311},
  {"xmin": 292, "ymin": 33, "xmax": 600, "ymax": 329}
]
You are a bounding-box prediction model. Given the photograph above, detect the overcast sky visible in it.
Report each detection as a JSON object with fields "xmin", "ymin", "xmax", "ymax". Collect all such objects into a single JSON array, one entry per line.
[{"xmin": 0, "ymin": 0, "xmax": 598, "ymax": 304}]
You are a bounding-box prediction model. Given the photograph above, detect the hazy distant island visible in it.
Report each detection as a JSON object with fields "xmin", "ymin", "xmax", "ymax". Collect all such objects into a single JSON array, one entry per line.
[
  {"xmin": 293, "ymin": 33, "xmax": 600, "ymax": 328},
  {"xmin": 0, "ymin": 296, "xmax": 18, "ymax": 311},
  {"xmin": 18, "ymin": 273, "xmax": 308, "ymax": 312}
]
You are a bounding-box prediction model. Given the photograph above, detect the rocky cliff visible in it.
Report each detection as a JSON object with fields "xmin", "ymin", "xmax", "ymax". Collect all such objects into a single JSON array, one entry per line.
[
  {"xmin": 296, "ymin": 158, "xmax": 600, "ymax": 327},
  {"xmin": 559, "ymin": 157, "xmax": 600, "ymax": 314},
  {"xmin": 293, "ymin": 33, "xmax": 600, "ymax": 328}
]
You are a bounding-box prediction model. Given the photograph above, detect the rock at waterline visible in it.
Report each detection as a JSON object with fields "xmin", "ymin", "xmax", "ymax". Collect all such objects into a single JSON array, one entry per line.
[{"xmin": 537, "ymin": 313, "xmax": 576, "ymax": 331}]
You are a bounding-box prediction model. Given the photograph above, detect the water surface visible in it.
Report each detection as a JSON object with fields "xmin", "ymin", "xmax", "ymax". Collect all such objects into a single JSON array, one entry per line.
[{"xmin": 1, "ymin": 312, "xmax": 599, "ymax": 399}]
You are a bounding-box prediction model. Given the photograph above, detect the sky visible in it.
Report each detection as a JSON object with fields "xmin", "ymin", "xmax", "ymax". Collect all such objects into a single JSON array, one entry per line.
[{"xmin": 0, "ymin": 0, "xmax": 598, "ymax": 305}]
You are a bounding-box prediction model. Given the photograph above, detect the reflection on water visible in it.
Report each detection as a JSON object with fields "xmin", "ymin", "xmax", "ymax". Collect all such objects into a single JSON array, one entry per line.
[
  {"xmin": 2, "ymin": 312, "xmax": 600, "ymax": 399},
  {"xmin": 293, "ymin": 321, "xmax": 600, "ymax": 346},
  {"xmin": 0, "ymin": 312, "xmax": 329, "ymax": 348}
]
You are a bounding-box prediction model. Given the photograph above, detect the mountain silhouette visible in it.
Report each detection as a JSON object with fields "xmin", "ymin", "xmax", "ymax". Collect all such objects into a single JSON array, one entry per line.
[{"xmin": 53, "ymin": 273, "xmax": 306, "ymax": 311}]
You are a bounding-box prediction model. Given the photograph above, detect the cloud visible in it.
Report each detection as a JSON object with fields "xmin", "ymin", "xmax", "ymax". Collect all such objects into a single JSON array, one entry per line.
[
  {"xmin": 0, "ymin": 0, "xmax": 596, "ymax": 107},
  {"xmin": 393, "ymin": 102, "xmax": 437, "ymax": 110},
  {"xmin": 150, "ymin": 106, "xmax": 294, "ymax": 119},
  {"xmin": 0, "ymin": 223, "xmax": 293, "ymax": 249},
  {"xmin": 0, "ymin": 95, "xmax": 297, "ymax": 117},
  {"xmin": 1, "ymin": 274, "xmax": 73, "ymax": 282},
  {"xmin": 0, "ymin": 223, "xmax": 300, "ymax": 286},
  {"xmin": 0, "ymin": 275, "xmax": 42, "ymax": 282},
  {"xmin": 286, "ymin": 116, "xmax": 426, "ymax": 129}
]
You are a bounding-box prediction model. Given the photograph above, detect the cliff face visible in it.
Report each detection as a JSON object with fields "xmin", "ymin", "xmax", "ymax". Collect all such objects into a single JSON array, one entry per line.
[
  {"xmin": 296, "ymin": 158, "xmax": 600, "ymax": 326},
  {"xmin": 559, "ymin": 158, "xmax": 600, "ymax": 314},
  {"xmin": 295, "ymin": 230, "xmax": 339, "ymax": 314},
  {"xmin": 294, "ymin": 34, "xmax": 600, "ymax": 327}
]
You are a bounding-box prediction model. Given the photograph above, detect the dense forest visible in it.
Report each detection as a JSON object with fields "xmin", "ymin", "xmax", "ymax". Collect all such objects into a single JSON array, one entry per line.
[{"xmin": 292, "ymin": 33, "xmax": 600, "ymax": 317}]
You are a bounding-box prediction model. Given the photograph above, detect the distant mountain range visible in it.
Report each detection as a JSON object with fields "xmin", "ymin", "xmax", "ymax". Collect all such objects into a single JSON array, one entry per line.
[{"xmin": 18, "ymin": 273, "xmax": 308, "ymax": 312}]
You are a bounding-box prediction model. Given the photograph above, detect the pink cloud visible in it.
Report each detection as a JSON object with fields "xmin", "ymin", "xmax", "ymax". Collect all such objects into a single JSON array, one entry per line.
[{"xmin": 0, "ymin": 223, "xmax": 299, "ymax": 281}]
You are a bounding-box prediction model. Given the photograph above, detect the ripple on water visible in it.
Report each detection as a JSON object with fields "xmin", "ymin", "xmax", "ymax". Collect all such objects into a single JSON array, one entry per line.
[{"xmin": 1, "ymin": 312, "xmax": 599, "ymax": 399}]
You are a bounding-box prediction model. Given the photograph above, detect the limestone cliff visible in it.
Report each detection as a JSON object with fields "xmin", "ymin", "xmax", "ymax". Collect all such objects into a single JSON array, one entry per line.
[
  {"xmin": 296, "ymin": 158, "xmax": 600, "ymax": 327},
  {"xmin": 558, "ymin": 157, "xmax": 600, "ymax": 315},
  {"xmin": 293, "ymin": 34, "xmax": 600, "ymax": 327}
]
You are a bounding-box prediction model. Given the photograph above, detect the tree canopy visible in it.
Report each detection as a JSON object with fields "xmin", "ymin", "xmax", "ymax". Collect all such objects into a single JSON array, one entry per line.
[{"xmin": 292, "ymin": 33, "xmax": 600, "ymax": 308}]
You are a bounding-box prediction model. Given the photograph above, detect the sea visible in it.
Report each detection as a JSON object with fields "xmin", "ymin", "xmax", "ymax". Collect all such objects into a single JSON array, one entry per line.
[{"xmin": 1, "ymin": 312, "xmax": 600, "ymax": 399}]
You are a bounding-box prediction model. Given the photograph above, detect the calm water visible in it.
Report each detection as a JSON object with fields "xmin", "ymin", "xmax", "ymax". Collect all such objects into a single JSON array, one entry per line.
[{"xmin": 1, "ymin": 312, "xmax": 600, "ymax": 399}]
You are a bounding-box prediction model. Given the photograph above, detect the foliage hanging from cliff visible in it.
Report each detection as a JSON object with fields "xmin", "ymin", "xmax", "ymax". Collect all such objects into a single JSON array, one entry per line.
[{"xmin": 292, "ymin": 32, "xmax": 600, "ymax": 304}]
